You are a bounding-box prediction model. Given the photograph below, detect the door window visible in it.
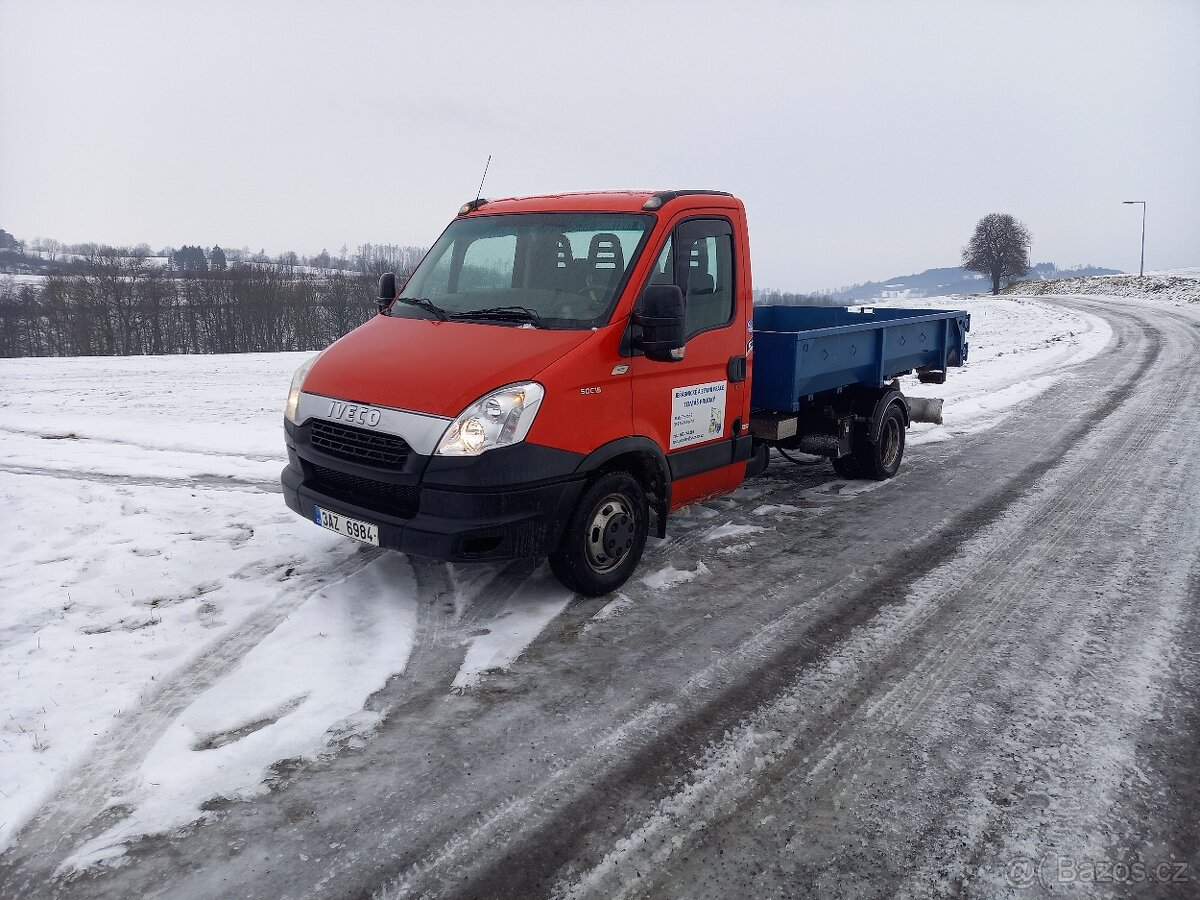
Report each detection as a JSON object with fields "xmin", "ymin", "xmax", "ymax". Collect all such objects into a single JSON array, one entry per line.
[
  {"xmin": 675, "ymin": 220, "xmax": 734, "ymax": 338},
  {"xmin": 638, "ymin": 219, "xmax": 735, "ymax": 340}
]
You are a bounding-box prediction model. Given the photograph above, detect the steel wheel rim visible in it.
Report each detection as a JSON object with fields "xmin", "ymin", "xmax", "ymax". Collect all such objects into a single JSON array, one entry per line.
[
  {"xmin": 585, "ymin": 493, "xmax": 636, "ymax": 573},
  {"xmin": 881, "ymin": 416, "xmax": 902, "ymax": 469}
]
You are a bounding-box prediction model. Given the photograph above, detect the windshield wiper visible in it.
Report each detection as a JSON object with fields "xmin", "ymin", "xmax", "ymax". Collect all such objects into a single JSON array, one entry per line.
[
  {"xmin": 451, "ymin": 306, "xmax": 545, "ymax": 328},
  {"xmin": 392, "ymin": 296, "xmax": 448, "ymax": 320}
]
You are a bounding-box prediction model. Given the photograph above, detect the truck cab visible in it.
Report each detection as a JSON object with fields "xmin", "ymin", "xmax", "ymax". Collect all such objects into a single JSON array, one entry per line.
[{"xmin": 282, "ymin": 190, "xmax": 967, "ymax": 595}]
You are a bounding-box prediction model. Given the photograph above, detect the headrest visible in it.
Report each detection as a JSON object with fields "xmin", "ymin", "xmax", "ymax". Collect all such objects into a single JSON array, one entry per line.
[{"xmin": 587, "ymin": 232, "xmax": 625, "ymax": 272}]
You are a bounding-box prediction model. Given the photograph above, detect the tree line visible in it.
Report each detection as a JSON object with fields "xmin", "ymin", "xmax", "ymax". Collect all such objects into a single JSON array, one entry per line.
[
  {"xmin": 752, "ymin": 288, "xmax": 839, "ymax": 306},
  {"xmin": 0, "ymin": 247, "xmax": 420, "ymax": 358},
  {"xmin": 1, "ymin": 228, "xmax": 424, "ymax": 279}
]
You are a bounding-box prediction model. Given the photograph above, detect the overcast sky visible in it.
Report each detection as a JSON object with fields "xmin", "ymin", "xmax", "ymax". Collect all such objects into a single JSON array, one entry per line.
[{"xmin": 2, "ymin": 0, "xmax": 1197, "ymax": 292}]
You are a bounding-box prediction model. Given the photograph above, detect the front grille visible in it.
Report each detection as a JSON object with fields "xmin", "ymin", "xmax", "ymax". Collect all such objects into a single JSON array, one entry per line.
[
  {"xmin": 310, "ymin": 419, "xmax": 411, "ymax": 468},
  {"xmin": 310, "ymin": 463, "xmax": 420, "ymax": 518}
]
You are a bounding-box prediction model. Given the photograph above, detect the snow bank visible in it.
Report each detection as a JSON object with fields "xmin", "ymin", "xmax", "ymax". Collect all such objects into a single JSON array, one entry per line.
[{"xmin": 1005, "ymin": 267, "xmax": 1200, "ymax": 306}]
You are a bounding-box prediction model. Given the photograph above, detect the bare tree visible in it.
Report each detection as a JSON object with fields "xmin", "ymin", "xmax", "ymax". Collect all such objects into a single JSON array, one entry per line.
[
  {"xmin": 962, "ymin": 213, "xmax": 1031, "ymax": 295},
  {"xmin": 0, "ymin": 231, "xmax": 416, "ymax": 357}
]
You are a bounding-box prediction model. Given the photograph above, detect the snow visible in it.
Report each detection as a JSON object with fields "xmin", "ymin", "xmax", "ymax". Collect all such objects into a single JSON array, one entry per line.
[
  {"xmin": 1006, "ymin": 266, "xmax": 1200, "ymax": 306},
  {"xmin": 451, "ymin": 566, "xmax": 572, "ymax": 691},
  {"xmin": 640, "ymin": 562, "xmax": 711, "ymax": 590},
  {"xmin": 701, "ymin": 523, "xmax": 767, "ymax": 542},
  {"xmin": 60, "ymin": 556, "xmax": 418, "ymax": 873},
  {"xmin": 870, "ymin": 295, "xmax": 1114, "ymax": 446},
  {"xmin": 0, "ymin": 470, "xmax": 357, "ymax": 852},
  {"xmin": 752, "ymin": 504, "xmax": 800, "ymax": 516},
  {"xmin": 0, "ymin": 353, "xmax": 552, "ymax": 860},
  {"xmin": 715, "ymin": 542, "xmax": 757, "ymax": 556},
  {"xmin": 0, "ymin": 351, "xmax": 311, "ymax": 469},
  {"xmin": 588, "ymin": 593, "xmax": 634, "ymax": 625},
  {"xmin": 0, "ymin": 287, "xmax": 1154, "ymax": 864}
]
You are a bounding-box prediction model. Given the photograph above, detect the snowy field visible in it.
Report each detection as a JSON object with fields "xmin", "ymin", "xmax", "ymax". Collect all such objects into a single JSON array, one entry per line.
[{"xmin": 0, "ymin": 294, "xmax": 1119, "ymax": 864}]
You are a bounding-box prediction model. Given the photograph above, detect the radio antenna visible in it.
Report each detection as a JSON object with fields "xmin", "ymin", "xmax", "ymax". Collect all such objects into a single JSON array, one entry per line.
[{"xmin": 475, "ymin": 154, "xmax": 492, "ymax": 204}]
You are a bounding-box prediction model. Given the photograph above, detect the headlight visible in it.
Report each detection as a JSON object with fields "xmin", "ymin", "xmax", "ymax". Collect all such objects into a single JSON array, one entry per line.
[
  {"xmin": 284, "ymin": 354, "xmax": 321, "ymax": 424},
  {"xmin": 436, "ymin": 382, "xmax": 545, "ymax": 456}
]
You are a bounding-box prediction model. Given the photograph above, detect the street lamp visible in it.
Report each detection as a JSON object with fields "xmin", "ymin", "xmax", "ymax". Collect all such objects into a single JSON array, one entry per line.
[{"xmin": 1122, "ymin": 200, "xmax": 1146, "ymax": 278}]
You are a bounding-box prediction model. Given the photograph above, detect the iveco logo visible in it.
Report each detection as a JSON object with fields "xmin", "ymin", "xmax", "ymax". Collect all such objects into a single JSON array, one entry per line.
[{"xmin": 328, "ymin": 400, "xmax": 382, "ymax": 428}]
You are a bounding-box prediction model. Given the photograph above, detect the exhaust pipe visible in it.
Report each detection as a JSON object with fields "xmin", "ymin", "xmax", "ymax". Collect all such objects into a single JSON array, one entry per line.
[{"xmin": 907, "ymin": 397, "xmax": 943, "ymax": 425}]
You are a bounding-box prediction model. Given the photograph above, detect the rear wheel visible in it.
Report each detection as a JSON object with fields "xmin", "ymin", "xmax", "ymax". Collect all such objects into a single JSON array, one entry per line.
[
  {"xmin": 854, "ymin": 402, "xmax": 906, "ymax": 480},
  {"xmin": 549, "ymin": 471, "xmax": 649, "ymax": 596}
]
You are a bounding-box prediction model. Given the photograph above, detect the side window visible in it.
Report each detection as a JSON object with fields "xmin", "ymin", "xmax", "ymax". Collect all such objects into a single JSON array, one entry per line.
[
  {"xmin": 649, "ymin": 237, "xmax": 673, "ymax": 285},
  {"xmin": 676, "ymin": 220, "xmax": 734, "ymax": 338}
]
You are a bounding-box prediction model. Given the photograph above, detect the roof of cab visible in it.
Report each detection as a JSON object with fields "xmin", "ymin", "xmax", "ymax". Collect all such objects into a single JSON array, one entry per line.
[{"xmin": 463, "ymin": 190, "xmax": 740, "ymax": 216}]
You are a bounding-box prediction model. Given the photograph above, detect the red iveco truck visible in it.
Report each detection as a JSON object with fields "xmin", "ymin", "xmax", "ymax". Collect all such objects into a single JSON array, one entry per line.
[{"xmin": 282, "ymin": 190, "xmax": 969, "ymax": 594}]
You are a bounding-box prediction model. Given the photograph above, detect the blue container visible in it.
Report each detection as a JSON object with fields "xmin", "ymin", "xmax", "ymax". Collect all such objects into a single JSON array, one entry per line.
[{"xmin": 751, "ymin": 305, "xmax": 971, "ymax": 412}]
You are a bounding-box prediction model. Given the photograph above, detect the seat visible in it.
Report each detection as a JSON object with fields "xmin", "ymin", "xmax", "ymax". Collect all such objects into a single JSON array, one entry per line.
[
  {"xmin": 581, "ymin": 232, "xmax": 625, "ymax": 301},
  {"xmin": 685, "ymin": 238, "xmax": 714, "ymax": 295},
  {"xmin": 526, "ymin": 232, "xmax": 572, "ymax": 293},
  {"xmin": 683, "ymin": 238, "xmax": 727, "ymax": 332},
  {"xmin": 688, "ymin": 270, "xmax": 715, "ymax": 295}
]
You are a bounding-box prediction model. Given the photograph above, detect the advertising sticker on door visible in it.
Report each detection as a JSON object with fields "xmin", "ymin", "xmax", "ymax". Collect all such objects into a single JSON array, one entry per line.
[{"xmin": 670, "ymin": 380, "xmax": 727, "ymax": 450}]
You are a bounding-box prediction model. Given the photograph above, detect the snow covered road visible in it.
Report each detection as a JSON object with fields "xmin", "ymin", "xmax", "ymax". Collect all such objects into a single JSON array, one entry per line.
[{"xmin": 2, "ymin": 294, "xmax": 1198, "ymax": 898}]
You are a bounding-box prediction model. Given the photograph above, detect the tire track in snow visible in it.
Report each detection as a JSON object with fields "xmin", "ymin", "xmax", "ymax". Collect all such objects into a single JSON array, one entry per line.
[
  {"xmin": 395, "ymin": 560, "xmax": 541, "ymax": 697},
  {"xmin": 784, "ymin": 349, "xmax": 1198, "ymax": 884},
  {"xmin": 0, "ymin": 547, "xmax": 384, "ymax": 890},
  {"xmin": 0, "ymin": 424, "xmax": 283, "ymax": 463},
  {"xmin": 0, "ymin": 463, "xmax": 281, "ymax": 493}
]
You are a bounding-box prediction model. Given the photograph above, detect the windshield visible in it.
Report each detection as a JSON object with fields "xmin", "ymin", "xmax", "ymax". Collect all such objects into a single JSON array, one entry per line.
[{"xmin": 392, "ymin": 212, "xmax": 653, "ymax": 329}]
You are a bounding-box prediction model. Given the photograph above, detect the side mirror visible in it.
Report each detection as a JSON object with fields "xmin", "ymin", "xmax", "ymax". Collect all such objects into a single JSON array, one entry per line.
[
  {"xmin": 377, "ymin": 272, "xmax": 397, "ymax": 312},
  {"xmin": 637, "ymin": 284, "xmax": 686, "ymax": 362}
]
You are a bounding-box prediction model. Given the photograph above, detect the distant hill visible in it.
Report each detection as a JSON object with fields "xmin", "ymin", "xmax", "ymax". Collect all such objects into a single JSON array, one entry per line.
[{"xmin": 824, "ymin": 262, "xmax": 1122, "ymax": 303}]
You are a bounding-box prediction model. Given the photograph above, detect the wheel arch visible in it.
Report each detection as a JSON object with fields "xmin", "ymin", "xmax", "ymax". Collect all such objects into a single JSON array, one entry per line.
[
  {"xmin": 866, "ymin": 388, "xmax": 910, "ymax": 444},
  {"xmin": 577, "ymin": 437, "xmax": 671, "ymax": 538}
]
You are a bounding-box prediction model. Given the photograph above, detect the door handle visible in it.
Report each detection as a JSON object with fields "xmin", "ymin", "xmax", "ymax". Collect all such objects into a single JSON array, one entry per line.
[{"xmin": 727, "ymin": 355, "xmax": 747, "ymax": 382}]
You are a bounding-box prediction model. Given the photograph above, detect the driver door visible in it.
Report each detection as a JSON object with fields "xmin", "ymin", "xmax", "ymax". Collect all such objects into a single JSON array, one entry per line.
[{"xmin": 631, "ymin": 217, "xmax": 748, "ymax": 509}]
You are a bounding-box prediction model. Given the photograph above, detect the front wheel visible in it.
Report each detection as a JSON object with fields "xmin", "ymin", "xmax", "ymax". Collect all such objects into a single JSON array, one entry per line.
[{"xmin": 549, "ymin": 471, "xmax": 649, "ymax": 596}]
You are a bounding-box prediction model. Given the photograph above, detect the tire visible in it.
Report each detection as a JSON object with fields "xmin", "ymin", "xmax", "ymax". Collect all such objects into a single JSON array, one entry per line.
[
  {"xmin": 549, "ymin": 471, "xmax": 649, "ymax": 596},
  {"xmin": 854, "ymin": 402, "xmax": 906, "ymax": 480},
  {"xmin": 831, "ymin": 453, "xmax": 861, "ymax": 479}
]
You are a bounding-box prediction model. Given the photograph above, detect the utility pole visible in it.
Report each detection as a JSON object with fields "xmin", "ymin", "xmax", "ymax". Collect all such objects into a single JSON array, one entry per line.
[{"xmin": 1122, "ymin": 201, "xmax": 1146, "ymax": 277}]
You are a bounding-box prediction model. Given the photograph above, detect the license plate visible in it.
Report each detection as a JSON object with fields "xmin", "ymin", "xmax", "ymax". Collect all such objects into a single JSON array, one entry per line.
[{"xmin": 314, "ymin": 506, "xmax": 379, "ymax": 546}]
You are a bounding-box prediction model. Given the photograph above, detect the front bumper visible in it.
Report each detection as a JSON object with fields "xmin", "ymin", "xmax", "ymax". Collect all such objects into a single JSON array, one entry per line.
[{"xmin": 281, "ymin": 420, "xmax": 586, "ymax": 562}]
